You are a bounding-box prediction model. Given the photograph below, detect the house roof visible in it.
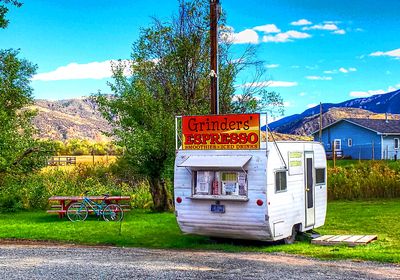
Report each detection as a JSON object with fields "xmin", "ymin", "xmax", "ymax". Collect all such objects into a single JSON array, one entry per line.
[
  {"xmin": 312, "ymin": 118, "xmax": 400, "ymax": 135},
  {"xmin": 344, "ymin": 118, "xmax": 400, "ymax": 134}
]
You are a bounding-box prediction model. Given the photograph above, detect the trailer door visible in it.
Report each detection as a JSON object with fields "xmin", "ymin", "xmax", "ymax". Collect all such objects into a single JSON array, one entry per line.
[{"xmin": 305, "ymin": 152, "xmax": 315, "ymax": 227}]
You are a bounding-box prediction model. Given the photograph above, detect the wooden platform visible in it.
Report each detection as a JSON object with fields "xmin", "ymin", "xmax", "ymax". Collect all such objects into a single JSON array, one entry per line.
[{"xmin": 311, "ymin": 235, "xmax": 377, "ymax": 246}]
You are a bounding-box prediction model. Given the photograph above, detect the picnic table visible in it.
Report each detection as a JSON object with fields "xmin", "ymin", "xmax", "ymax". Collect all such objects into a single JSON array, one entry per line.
[{"xmin": 47, "ymin": 195, "xmax": 131, "ymax": 218}]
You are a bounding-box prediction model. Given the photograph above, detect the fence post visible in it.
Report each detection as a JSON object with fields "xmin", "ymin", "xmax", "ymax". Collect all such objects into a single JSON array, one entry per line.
[
  {"xmin": 333, "ymin": 141, "xmax": 336, "ymax": 168},
  {"xmin": 372, "ymin": 141, "xmax": 374, "ymax": 160}
]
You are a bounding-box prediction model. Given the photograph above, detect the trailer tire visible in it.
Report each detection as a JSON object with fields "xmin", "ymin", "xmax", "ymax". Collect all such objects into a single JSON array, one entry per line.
[{"xmin": 283, "ymin": 225, "xmax": 298, "ymax": 244}]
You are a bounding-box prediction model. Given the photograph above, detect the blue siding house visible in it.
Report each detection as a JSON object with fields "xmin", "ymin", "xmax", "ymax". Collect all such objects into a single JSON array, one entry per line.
[{"xmin": 312, "ymin": 118, "xmax": 400, "ymax": 160}]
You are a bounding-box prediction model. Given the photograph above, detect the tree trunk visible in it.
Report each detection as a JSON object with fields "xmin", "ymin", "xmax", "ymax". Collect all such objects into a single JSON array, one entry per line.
[{"xmin": 148, "ymin": 177, "xmax": 173, "ymax": 212}]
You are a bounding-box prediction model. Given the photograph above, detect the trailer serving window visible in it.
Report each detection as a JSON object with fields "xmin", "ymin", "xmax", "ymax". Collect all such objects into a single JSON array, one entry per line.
[
  {"xmin": 178, "ymin": 155, "xmax": 251, "ymax": 200},
  {"xmin": 193, "ymin": 170, "xmax": 248, "ymax": 197}
]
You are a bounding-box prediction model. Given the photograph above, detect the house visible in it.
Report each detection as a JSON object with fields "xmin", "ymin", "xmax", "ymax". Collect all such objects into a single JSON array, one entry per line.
[{"xmin": 312, "ymin": 118, "xmax": 400, "ymax": 160}]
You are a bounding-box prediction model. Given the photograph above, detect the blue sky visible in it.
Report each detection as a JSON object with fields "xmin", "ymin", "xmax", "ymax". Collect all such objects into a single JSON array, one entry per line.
[{"xmin": 1, "ymin": 0, "xmax": 399, "ymax": 118}]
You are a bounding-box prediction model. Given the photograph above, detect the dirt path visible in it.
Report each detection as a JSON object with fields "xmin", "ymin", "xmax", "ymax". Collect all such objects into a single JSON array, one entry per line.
[{"xmin": 0, "ymin": 243, "xmax": 398, "ymax": 279}]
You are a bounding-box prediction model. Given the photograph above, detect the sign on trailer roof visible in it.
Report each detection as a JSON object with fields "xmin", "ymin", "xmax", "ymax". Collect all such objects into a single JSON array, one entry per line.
[{"xmin": 181, "ymin": 113, "xmax": 260, "ymax": 150}]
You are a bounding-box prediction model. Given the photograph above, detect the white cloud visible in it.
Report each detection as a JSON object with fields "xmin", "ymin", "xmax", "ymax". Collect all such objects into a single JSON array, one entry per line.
[
  {"xmin": 263, "ymin": 30, "xmax": 311, "ymax": 43},
  {"xmin": 290, "ymin": 19, "xmax": 312, "ymax": 26},
  {"xmin": 265, "ymin": 64, "xmax": 279, "ymax": 68},
  {"xmin": 269, "ymin": 81, "xmax": 298, "ymax": 87},
  {"xmin": 333, "ymin": 29, "xmax": 346, "ymax": 35},
  {"xmin": 305, "ymin": 65, "xmax": 318, "ymax": 70},
  {"xmin": 324, "ymin": 67, "xmax": 356, "ymax": 74},
  {"xmin": 369, "ymin": 48, "xmax": 400, "ymax": 58},
  {"xmin": 291, "ymin": 65, "xmax": 300, "ymax": 69},
  {"xmin": 283, "ymin": 101, "xmax": 292, "ymax": 107},
  {"xmin": 253, "ymin": 24, "xmax": 280, "ymax": 33},
  {"xmin": 240, "ymin": 80, "xmax": 298, "ymax": 88},
  {"xmin": 299, "ymin": 92, "xmax": 307, "ymax": 96},
  {"xmin": 303, "ymin": 23, "xmax": 338, "ymax": 31},
  {"xmin": 32, "ymin": 60, "xmax": 132, "ymax": 81},
  {"xmin": 349, "ymin": 85, "xmax": 399, "ymax": 97},
  {"xmin": 306, "ymin": 76, "xmax": 332, "ymax": 80},
  {"xmin": 223, "ymin": 28, "xmax": 259, "ymax": 44},
  {"xmin": 349, "ymin": 89, "xmax": 386, "ymax": 97},
  {"xmin": 307, "ymin": 103, "xmax": 318, "ymax": 108}
]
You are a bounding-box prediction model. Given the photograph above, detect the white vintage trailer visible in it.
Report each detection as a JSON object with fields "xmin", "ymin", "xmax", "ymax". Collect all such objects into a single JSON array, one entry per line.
[{"xmin": 174, "ymin": 140, "xmax": 327, "ymax": 243}]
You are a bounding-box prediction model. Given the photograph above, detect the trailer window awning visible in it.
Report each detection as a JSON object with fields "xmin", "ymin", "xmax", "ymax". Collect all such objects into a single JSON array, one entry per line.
[{"xmin": 178, "ymin": 155, "xmax": 252, "ymax": 169}]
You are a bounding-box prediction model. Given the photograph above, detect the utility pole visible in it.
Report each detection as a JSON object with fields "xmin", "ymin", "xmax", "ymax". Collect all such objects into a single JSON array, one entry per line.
[
  {"xmin": 210, "ymin": 0, "xmax": 220, "ymax": 115},
  {"xmin": 319, "ymin": 102, "xmax": 323, "ymax": 142}
]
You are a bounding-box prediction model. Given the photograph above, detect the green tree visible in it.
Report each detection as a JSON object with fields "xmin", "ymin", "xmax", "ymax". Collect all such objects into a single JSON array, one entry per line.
[
  {"xmin": 96, "ymin": 0, "xmax": 284, "ymax": 211},
  {"xmin": 0, "ymin": 3, "xmax": 51, "ymax": 179},
  {"xmin": 0, "ymin": 49, "xmax": 50, "ymax": 176}
]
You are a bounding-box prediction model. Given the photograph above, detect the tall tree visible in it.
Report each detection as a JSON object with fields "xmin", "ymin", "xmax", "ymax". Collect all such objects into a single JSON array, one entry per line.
[
  {"xmin": 0, "ymin": 2, "xmax": 52, "ymax": 178},
  {"xmin": 0, "ymin": 49, "xmax": 44, "ymax": 175},
  {"xmin": 96, "ymin": 0, "xmax": 284, "ymax": 211}
]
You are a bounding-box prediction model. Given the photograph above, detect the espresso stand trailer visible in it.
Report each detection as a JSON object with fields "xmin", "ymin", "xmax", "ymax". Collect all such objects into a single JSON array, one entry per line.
[{"xmin": 173, "ymin": 115, "xmax": 327, "ymax": 243}]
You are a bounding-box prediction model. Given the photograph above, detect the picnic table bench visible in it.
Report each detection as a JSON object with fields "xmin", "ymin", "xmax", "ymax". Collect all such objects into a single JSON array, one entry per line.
[{"xmin": 47, "ymin": 195, "xmax": 131, "ymax": 218}]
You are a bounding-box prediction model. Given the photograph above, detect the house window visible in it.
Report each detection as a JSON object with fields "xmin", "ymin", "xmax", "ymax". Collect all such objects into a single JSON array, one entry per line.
[
  {"xmin": 395, "ymin": 138, "xmax": 399, "ymax": 150},
  {"xmin": 334, "ymin": 139, "xmax": 341, "ymax": 151},
  {"xmin": 348, "ymin": 138, "xmax": 352, "ymax": 147},
  {"xmin": 315, "ymin": 168, "xmax": 326, "ymax": 185},
  {"xmin": 275, "ymin": 170, "xmax": 287, "ymax": 193},
  {"xmin": 193, "ymin": 171, "xmax": 247, "ymax": 197}
]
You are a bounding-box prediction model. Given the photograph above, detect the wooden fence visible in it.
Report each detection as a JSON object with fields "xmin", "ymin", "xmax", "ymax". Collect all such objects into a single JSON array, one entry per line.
[{"xmin": 48, "ymin": 156, "xmax": 76, "ymax": 166}]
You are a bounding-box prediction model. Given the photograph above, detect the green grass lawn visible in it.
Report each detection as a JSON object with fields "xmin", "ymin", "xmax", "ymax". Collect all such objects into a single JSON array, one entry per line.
[{"xmin": 0, "ymin": 200, "xmax": 399, "ymax": 263}]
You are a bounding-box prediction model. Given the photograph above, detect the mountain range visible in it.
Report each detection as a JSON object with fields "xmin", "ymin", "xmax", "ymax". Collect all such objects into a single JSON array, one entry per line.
[
  {"xmin": 30, "ymin": 89, "xmax": 400, "ymax": 141},
  {"xmin": 30, "ymin": 98, "xmax": 112, "ymax": 141},
  {"xmin": 269, "ymin": 89, "xmax": 400, "ymax": 135}
]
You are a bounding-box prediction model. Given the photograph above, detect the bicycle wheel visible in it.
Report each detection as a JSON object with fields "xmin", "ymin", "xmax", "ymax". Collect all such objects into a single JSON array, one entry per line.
[
  {"xmin": 67, "ymin": 202, "xmax": 88, "ymax": 222},
  {"xmin": 102, "ymin": 204, "xmax": 123, "ymax": 222}
]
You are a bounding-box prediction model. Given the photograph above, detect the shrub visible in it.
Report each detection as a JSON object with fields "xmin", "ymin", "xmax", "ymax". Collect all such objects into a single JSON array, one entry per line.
[
  {"xmin": 328, "ymin": 161, "xmax": 400, "ymax": 200},
  {"xmin": 0, "ymin": 162, "xmax": 154, "ymax": 211}
]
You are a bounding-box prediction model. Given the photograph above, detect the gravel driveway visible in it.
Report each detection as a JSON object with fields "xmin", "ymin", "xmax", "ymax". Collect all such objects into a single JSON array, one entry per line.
[{"xmin": 0, "ymin": 243, "xmax": 399, "ymax": 280}]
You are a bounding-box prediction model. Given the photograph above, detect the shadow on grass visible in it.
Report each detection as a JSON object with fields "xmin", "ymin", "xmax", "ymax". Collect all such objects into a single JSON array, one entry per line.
[
  {"xmin": 203, "ymin": 231, "xmax": 313, "ymax": 249},
  {"xmin": 205, "ymin": 237, "xmax": 283, "ymax": 248},
  {"xmin": 33, "ymin": 213, "xmax": 113, "ymax": 223}
]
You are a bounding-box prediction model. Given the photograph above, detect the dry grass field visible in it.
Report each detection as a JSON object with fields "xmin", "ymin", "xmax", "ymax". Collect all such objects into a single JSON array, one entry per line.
[{"xmin": 73, "ymin": 155, "xmax": 117, "ymax": 164}]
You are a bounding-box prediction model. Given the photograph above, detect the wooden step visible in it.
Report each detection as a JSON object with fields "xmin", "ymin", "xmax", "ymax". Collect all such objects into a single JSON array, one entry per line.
[{"xmin": 312, "ymin": 235, "xmax": 377, "ymax": 246}]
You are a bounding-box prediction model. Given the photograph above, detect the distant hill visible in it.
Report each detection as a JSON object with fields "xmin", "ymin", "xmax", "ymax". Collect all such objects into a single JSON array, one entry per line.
[
  {"xmin": 32, "ymin": 90, "xmax": 400, "ymax": 141},
  {"xmin": 30, "ymin": 98, "xmax": 112, "ymax": 141},
  {"xmin": 31, "ymin": 97, "xmax": 311, "ymax": 142},
  {"xmin": 270, "ymin": 89, "xmax": 400, "ymax": 135}
]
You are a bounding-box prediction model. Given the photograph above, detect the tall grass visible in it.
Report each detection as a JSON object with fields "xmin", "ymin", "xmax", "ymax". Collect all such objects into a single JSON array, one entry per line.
[
  {"xmin": 328, "ymin": 161, "xmax": 400, "ymax": 200},
  {"xmin": 1, "ymin": 159, "xmax": 400, "ymax": 212},
  {"xmin": 0, "ymin": 163, "xmax": 154, "ymax": 212}
]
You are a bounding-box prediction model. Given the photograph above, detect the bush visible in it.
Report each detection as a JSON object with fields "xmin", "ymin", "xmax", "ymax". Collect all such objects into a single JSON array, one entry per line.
[
  {"xmin": 328, "ymin": 161, "xmax": 400, "ymax": 200},
  {"xmin": 0, "ymin": 162, "xmax": 154, "ymax": 212}
]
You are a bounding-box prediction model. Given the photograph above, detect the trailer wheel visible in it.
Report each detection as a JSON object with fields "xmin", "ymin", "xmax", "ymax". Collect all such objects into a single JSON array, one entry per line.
[{"xmin": 283, "ymin": 225, "xmax": 298, "ymax": 244}]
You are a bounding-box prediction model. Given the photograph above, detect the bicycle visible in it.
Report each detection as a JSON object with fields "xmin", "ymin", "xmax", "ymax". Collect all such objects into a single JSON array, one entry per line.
[{"xmin": 66, "ymin": 192, "xmax": 124, "ymax": 222}]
